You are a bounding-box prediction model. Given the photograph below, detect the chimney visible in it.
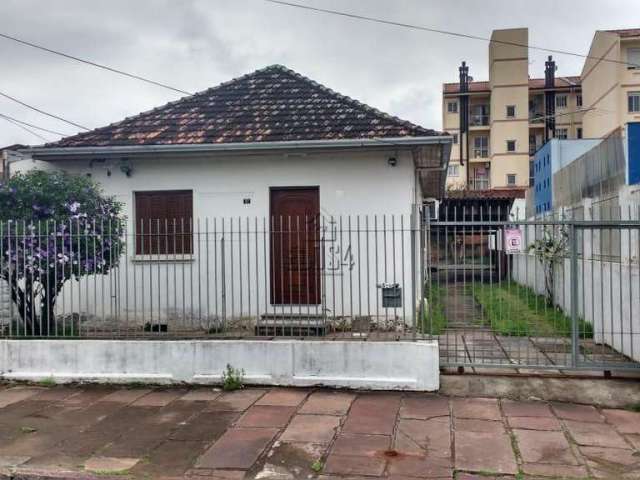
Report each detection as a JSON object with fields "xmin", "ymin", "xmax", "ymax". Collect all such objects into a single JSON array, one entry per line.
[{"xmin": 544, "ymin": 55, "xmax": 556, "ymax": 142}]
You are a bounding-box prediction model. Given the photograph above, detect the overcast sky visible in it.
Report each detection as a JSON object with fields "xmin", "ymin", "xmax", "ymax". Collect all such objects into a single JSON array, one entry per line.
[{"xmin": 1, "ymin": 0, "xmax": 637, "ymax": 147}]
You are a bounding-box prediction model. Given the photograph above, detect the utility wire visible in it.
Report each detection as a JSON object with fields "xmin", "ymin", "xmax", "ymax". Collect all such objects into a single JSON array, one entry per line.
[
  {"xmin": 1, "ymin": 115, "xmax": 49, "ymax": 142},
  {"xmin": 0, "ymin": 90, "xmax": 90, "ymax": 131},
  {"xmin": 0, "ymin": 32, "xmax": 193, "ymax": 96},
  {"xmin": 0, "ymin": 112, "xmax": 68, "ymax": 136},
  {"xmin": 264, "ymin": 0, "xmax": 640, "ymax": 69}
]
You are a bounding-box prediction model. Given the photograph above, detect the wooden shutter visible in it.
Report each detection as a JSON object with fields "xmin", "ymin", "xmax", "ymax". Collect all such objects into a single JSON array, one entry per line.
[{"xmin": 135, "ymin": 190, "xmax": 193, "ymax": 255}]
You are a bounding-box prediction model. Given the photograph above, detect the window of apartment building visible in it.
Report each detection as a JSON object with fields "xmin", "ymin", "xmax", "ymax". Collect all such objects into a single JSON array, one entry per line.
[
  {"xmin": 628, "ymin": 92, "xmax": 640, "ymax": 113},
  {"xmin": 628, "ymin": 48, "xmax": 640, "ymax": 69},
  {"xmin": 506, "ymin": 140, "xmax": 516, "ymax": 152},
  {"xmin": 473, "ymin": 136, "xmax": 489, "ymax": 158},
  {"xmin": 447, "ymin": 101, "xmax": 458, "ymax": 113},
  {"xmin": 506, "ymin": 174, "xmax": 517, "ymax": 186},
  {"xmin": 448, "ymin": 164, "xmax": 460, "ymax": 177},
  {"xmin": 577, "ymin": 127, "xmax": 583, "ymax": 139},
  {"xmin": 576, "ymin": 94, "xmax": 583, "ymax": 107},
  {"xmin": 556, "ymin": 95, "xmax": 568, "ymax": 108},
  {"xmin": 452, "ymin": 133, "xmax": 459, "ymax": 144},
  {"xmin": 506, "ymin": 105, "xmax": 516, "ymax": 118},
  {"xmin": 135, "ymin": 190, "xmax": 193, "ymax": 255},
  {"xmin": 556, "ymin": 128, "xmax": 568, "ymax": 139}
]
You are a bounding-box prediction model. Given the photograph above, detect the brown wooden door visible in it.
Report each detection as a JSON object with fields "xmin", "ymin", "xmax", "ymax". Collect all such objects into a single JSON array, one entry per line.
[{"xmin": 270, "ymin": 187, "xmax": 320, "ymax": 305}]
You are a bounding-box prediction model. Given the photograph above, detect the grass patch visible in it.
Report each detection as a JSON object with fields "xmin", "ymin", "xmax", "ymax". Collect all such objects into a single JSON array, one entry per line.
[
  {"xmin": 470, "ymin": 282, "xmax": 593, "ymax": 338},
  {"xmin": 421, "ymin": 283, "xmax": 447, "ymax": 335}
]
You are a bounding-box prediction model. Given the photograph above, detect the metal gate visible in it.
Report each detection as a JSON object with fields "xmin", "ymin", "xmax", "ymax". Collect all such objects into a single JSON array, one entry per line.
[{"xmin": 424, "ymin": 207, "xmax": 640, "ymax": 372}]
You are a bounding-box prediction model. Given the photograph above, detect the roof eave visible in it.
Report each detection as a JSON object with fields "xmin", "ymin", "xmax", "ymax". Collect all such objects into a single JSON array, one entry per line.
[{"xmin": 24, "ymin": 136, "xmax": 452, "ymax": 159}]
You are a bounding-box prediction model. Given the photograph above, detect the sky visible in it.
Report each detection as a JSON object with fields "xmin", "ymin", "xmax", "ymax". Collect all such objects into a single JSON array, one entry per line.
[{"xmin": 1, "ymin": 0, "xmax": 638, "ymax": 147}]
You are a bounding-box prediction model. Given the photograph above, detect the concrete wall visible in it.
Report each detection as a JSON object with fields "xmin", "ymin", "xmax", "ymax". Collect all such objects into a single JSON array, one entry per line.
[
  {"xmin": 0, "ymin": 339, "xmax": 440, "ymax": 391},
  {"xmin": 6, "ymin": 150, "xmax": 422, "ymax": 327}
]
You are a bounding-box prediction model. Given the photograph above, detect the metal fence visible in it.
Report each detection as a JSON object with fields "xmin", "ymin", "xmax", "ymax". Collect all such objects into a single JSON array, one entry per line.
[
  {"xmin": 0, "ymin": 214, "xmax": 422, "ymax": 340},
  {"xmin": 2, "ymin": 209, "xmax": 639, "ymax": 373},
  {"xmin": 427, "ymin": 206, "xmax": 640, "ymax": 372}
]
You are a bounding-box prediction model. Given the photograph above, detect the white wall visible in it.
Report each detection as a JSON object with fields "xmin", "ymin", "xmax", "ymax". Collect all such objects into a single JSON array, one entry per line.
[{"xmin": 6, "ymin": 150, "xmax": 423, "ymax": 331}]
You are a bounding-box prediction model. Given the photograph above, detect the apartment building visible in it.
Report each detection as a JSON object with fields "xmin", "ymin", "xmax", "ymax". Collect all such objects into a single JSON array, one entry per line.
[
  {"xmin": 443, "ymin": 28, "xmax": 583, "ymax": 191},
  {"xmin": 581, "ymin": 29, "xmax": 640, "ymax": 139}
]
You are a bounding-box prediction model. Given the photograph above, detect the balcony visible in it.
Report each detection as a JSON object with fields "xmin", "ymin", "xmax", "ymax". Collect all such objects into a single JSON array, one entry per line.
[
  {"xmin": 470, "ymin": 178, "xmax": 490, "ymax": 190},
  {"xmin": 470, "ymin": 114, "xmax": 490, "ymax": 126},
  {"xmin": 472, "ymin": 148, "xmax": 490, "ymax": 159}
]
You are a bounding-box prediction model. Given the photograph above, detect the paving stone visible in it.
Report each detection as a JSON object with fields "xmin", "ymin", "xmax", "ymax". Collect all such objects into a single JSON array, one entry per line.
[
  {"xmin": 98, "ymin": 388, "xmax": 152, "ymax": 404},
  {"xmin": 400, "ymin": 395, "xmax": 449, "ymax": 419},
  {"xmin": 0, "ymin": 455, "xmax": 30, "ymax": 467},
  {"xmin": 454, "ymin": 418, "xmax": 503, "ymax": 434},
  {"xmin": 250, "ymin": 441, "xmax": 324, "ymax": 479},
  {"xmin": 507, "ymin": 416, "xmax": 561, "ymax": 431},
  {"xmin": 455, "ymin": 425, "xmax": 518, "ymax": 475},
  {"xmin": 455, "ymin": 474, "xmax": 505, "ymax": 480},
  {"xmin": 206, "ymin": 389, "xmax": 266, "ymax": 412},
  {"xmin": 132, "ymin": 389, "xmax": 186, "ymax": 407},
  {"xmin": 99, "ymin": 422, "xmax": 176, "ymax": 457},
  {"xmin": 501, "ymin": 399, "xmax": 553, "ymax": 418},
  {"xmin": 180, "ymin": 389, "xmax": 222, "ymax": 402},
  {"xmin": 396, "ymin": 417, "xmax": 451, "ymax": 458},
  {"xmin": 84, "ymin": 456, "xmax": 140, "ymax": 473},
  {"xmin": 30, "ymin": 387, "xmax": 78, "ymax": 402},
  {"xmin": 452, "ymin": 397, "xmax": 501, "ymax": 421},
  {"xmin": 602, "ymin": 408, "xmax": 640, "ymax": 434},
  {"xmin": 387, "ymin": 454, "xmax": 452, "ymax": 478},
  {"xmin": 514, "ymin": 429, "xmax": 579, "ymax": 465},
  {"xmin": 331, "ymin": 433, "xmax": 391, "ymax": 456},
  {"xmin": 60, "ymin": 388, "xmax": 113, "ymax": 406},
  {"xmin": 170, "ymin": 411, "xmax": 238, "ymax": 441},
  {"xmin": 130, "ymin": 440, "xmax": 209, "ymax": 477},
  {"xmin": 522, "ymin": 462, "xmax": 590, "ymax": 478},
  {"xmin": 280, "ymin": 414, "xmax": 340, "ymax": 444},
  {"xmin": 299, "ymin": 391, "xmax": 355, "ymax": 415},
  {"xmin": 342, "ymin": 394, "xmax": 401, "ymax": 435},
  {"xmin": 256, "ymin": 388, "xmax": 309, "ymax": 407},
  {"xmin": 580, "ymin": 445, "xmax": 640, "ymax": 478},
  {"xmin": 196, "ymin": 427, "xmax": 279, "ymax": 469},
  {"xmin": 323, "ymin": 454, "xmax": 386, "ymax": 476},
  {"xmin": 564, "ymin": 419, "xmax": 629, "ymax": 449},
  {"xmin": 552, "ymin": 402, "xmax": 604, "ymax": 423},
  {"xmin": 625, "ymin": 433, "xmax": 640, "ymax": 450},
  {"xmin": 0, "ymin": 388, "xmax": 42, "ymax": 408},
  {"xmin": 184, "ymin": 468, "xmax": 246, "ymax": 478},
  {"xmin": 237, "ymin": 405, "xmax": 296, "ymax": 428}
]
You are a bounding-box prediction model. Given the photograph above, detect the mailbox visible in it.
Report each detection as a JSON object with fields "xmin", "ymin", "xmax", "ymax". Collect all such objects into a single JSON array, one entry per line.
[{"xmin": 379, "ymin": 283, "xmax": 402, "ymax": 308}]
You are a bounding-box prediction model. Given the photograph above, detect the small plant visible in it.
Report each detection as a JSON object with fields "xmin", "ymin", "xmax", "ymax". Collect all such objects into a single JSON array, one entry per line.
[
  {"xmin": 528, "ymin": 224, "xmax": 568, "ymax": 307},
  {"xmin": 221, "ymin": 363, "xmax": 245, "ymax": 391},
  {"xmin": 310, "ymin": 460, "xmax": 323, "ymax": 473},
  {"xmin": 37, "ymin": 376, "xmax": 56, "ymax": 387},
  {"xmin": 627, "ymin": 402, "xmax": 640, "ymax": 413}
]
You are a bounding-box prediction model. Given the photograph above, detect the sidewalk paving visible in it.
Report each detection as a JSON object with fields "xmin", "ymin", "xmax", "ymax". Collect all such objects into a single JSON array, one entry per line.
[{"xmin": 0, "ymin": 383, "xmax": 639, "ymax": 479}]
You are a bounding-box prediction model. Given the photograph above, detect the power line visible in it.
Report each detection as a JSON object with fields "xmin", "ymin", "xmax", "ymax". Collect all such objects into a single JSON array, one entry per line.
[
  {"xmin": 0, "ymin": 90, "xmax": 90, "ymax": 131},
  {"xmin": 1, "ymin": 115, "xmax": 49, "ymax": 142},
  {"xmin": 0, "ymin": 32, "xmax": 194, "ymax": 96},
  {"xmin": 0, "ymin": 112, "xmax": 68, "ymax": 136},
  {"xmin": 264, "ymin": 0, "xmax": 640, "ymax": 69}
]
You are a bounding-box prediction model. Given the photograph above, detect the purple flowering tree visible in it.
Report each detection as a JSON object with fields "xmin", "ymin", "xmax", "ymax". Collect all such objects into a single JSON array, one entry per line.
[{"xmin": 0, "ymin": 170, "xmax": 124, "ymax": 335}]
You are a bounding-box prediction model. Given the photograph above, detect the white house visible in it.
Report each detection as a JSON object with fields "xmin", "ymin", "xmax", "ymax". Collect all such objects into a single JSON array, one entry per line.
[{"xmin": 15, "ymin": 65, "xmax": 451, "ymax": 334}]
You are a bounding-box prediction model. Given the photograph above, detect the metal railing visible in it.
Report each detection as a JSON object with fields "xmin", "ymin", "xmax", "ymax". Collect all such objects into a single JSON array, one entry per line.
[
  {"xmin": 0, "ymin": 215, "xmax": 423, "ymax": 340},
  {"xmin": 426, "ymin": 206, "xmax": 640, "ymax": 371}
]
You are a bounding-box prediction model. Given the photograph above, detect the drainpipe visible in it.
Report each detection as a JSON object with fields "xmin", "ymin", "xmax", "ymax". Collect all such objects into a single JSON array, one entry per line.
[
  {"xmin": 459, "ymin": 61, "xmax": 470, "ymax": 188},
  {"xmin": 544, "ymin": 56, "xmax": 556, "ymax": 143}
]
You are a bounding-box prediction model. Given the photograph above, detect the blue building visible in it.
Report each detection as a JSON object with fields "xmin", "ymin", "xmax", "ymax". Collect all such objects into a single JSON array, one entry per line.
[
  {"xmin": 627, "ymin": 122, "xmax": 640, "ymax": 185},
  {"xmin": 533, "ymin": 138, "xmax": 601, "ymax": 214}
]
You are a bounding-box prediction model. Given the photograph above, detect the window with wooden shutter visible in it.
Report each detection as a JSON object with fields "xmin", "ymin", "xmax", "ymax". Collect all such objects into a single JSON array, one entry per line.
[{"xmin": 134, "ymin": 190, "xmax": 193, "ymax": 255}]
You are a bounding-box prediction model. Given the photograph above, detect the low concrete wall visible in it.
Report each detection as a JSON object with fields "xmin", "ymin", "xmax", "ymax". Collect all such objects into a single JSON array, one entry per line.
[{"xmin": 0, "ymin": 339, "xmax": 439, "ymax": 391}]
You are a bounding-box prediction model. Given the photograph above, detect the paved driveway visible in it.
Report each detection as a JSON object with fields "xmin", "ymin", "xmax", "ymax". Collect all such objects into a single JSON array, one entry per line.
[{"xmin": 0, "ymin": 384, "xmax": 639, "ymax": 479}]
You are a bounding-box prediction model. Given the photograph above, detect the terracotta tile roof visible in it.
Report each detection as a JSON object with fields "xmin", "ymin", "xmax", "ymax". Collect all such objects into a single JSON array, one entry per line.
[
  {"xmin": 606, "ymin": 28, "xmax": 640, "ymax": 38},
  {"xmin": 443, "ymin": 76, "xmax": 581, "ymax": 94},
  {"xmin": 445, "ymin": 188, "xmax": 526, "ymax": 200},
  {"xmin": 46, "ymin": 65, "xmax": 438, "ymax": 148}
]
